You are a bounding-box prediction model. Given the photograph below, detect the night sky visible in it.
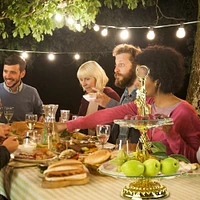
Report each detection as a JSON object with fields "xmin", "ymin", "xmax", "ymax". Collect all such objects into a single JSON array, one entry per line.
[{"xmin": 0, "ymin": 2, "xmax": 197, "ymax": 120}]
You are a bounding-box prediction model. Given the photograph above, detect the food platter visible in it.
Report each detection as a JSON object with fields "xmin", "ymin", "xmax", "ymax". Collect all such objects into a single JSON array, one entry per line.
[
  {"xmin": 13, "ymin": 156, "xmax": 57, "ymax": 163},
  {"xmin": 114, "ymin": 118, "xmax": 173, "ymax": 131},
  {"xmin": 98, "ymin": 160, "xmax": 194, "ymax": 199},
  {"xmin": 98, "ymin": 161, "xmax": 192, "ymax": 179}
]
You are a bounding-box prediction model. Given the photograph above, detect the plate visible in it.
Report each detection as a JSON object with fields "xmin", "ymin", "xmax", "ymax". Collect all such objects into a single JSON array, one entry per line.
[
  {"xmin": 83, "ymin": 93, "xmax": 96, "ymax": 101},
  {"xmin": 114, "ymin": 118, "xmax": 173, "ymax": 130},
  {"xmin": 13, "ymin": 156, "xmax": 57, "ymax": 163},
  {"xmin": 98, "ymin": 161, "xmax": 191, "ymax": 179},
  {"xmin": 95, "ymin": 142, "xmax": 115, "ymax": 150}
]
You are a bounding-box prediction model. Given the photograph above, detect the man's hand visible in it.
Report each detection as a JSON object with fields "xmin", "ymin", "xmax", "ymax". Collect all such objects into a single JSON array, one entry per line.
[
  {"xmin": 0, "ymin": 124, "xmax": 12, "ymax": 138},
  {"xmin": 2, "ymin": 136, "xmax": 19, "ymax": 153}
]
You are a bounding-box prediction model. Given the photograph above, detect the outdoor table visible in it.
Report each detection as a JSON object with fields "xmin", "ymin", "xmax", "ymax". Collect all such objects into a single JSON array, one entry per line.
[{"xmin": 0, "ymin": 164, "xmax": 200, "ymax": 200}]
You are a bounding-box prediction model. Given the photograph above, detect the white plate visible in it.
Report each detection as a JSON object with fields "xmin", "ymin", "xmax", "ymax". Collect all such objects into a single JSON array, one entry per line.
[
  {"xmin": 13, "ymin": 156, "xmax": 57, "ymax": 163},
  {"xmin": 95, "ymin": 142, "xmax": 115, "ymax": 150},
  {"xmin": 98, "ymin": 161, "xmax": 192, "ymax": 179},
  {"xmin": 83, "ymin": 93, "xmax": 96, "ymax": 101}
]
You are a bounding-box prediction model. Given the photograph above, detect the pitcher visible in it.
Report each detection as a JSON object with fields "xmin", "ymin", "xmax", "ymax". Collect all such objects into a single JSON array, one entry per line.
[{"xmin": 42, "ymin": 104, "xmax": 59, "ymax": 150}]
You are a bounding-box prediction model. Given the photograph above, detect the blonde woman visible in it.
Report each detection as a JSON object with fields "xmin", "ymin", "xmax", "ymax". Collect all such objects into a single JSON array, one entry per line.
[{"xmin": 77, "ymin": 61, "xmax": 120, "ymax": 135}]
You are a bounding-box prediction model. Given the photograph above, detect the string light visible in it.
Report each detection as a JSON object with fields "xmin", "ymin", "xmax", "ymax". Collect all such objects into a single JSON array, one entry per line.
[
  {"xmin": 147, "ymin": 27, "xmax": 155, "ymax": 40},
  {"xmin": 120, "ymin": 28, "xmax": 129, "ymax": 40},
  {"xmin": 21, "ymin": 51, "xmax": 28, "ymax": 59},
  {"xmin": 74, "ymin": 53, "xmax": 80, "ymax": 60},
  {"xmin": 176, "ymin": 24, "xmax": 186, "ymax": 38},
  {"xmin": 93, "ymin": 24, "xmax": 100, "ymax": 32},
  {"xmin": 0, "ymin": 20, "xmax": 199, "ymax": 62},
  {"xmin": 101, "ymin": 28, "xmax": 108, "ymax": 36},
  {"xmin": 48, "ymin": 53, "xmax": 55, "ymax": 61}
]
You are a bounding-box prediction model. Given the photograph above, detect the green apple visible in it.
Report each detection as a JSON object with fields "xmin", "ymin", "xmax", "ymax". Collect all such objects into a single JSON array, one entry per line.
[
  {"xmin": 121, "ymin": 160, "xmax": 144, "ymax": 176},
  {"xmin": 143, "ymin": 159, "xmax": 161, "ymax": 176},
  {"xmin": 161, "ymin": 157, "xmax": 180, "ymax": 175}
]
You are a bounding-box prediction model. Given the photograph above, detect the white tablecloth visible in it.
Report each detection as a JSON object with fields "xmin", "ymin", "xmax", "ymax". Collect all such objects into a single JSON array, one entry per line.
[{"xmin": 0, "ymin": 165, "xmax": 200, "ymax": 200}]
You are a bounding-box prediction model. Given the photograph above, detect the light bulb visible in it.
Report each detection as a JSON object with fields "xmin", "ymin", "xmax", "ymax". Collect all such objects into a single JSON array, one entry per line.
[
  {"xmin": 176, "ymin": 27, "xmax": 186, "ymax": 38},
  {"xmin": 147, "ymin": 28, "xmax": 155, "ymax": 40},
  {"xmin": 120, "ymin": 29, "xmax": 129, "ymax": 40},
  {"xmin": 48, "ymin": 53, "xmax": 55, "ymax": 61},
  {"xmin": 21, "ymin": 51, "xmax": 28, "ymax": 59},
  {"xmin": 93, "ymin": 24, "xmax": 100, "ymax": 32},
  {"xmin": 101, "ymin": 28, "xmax": 108, "ymax": 36},
  {"xmin": 74, "ymin": 53, "xmax": 80, "ymax": 60}
]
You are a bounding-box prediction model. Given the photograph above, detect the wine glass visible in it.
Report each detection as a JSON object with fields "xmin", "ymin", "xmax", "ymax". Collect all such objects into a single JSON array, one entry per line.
[
  {"xmin": 72, "ymin": 115, "xmax": 81, "ymax": 139},
  {"xmin": 60, "ymin": 110, "xmax": 70, "ymax": 122},
  {"xmin": 4, "ymin": 107, "xmax": 14, "ymax": 124},
  {"xmin": 96, "ymin": 125, "xmax": 111, "ymax": 149},
  {"xmin": 25, "ymin": 114, "xmax": 38, "ymax": 141}
]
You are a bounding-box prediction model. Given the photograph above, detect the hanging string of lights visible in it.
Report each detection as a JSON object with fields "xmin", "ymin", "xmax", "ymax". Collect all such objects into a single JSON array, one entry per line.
[{"xmin": 0, "ymin": 20, "xmax": 199, "ymax": 61}]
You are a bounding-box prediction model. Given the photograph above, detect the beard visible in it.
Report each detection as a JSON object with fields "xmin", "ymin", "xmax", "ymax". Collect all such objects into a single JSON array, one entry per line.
[
  {"xmin": 114, "ymin": 68, "xmax": 136, "ymax": 89},
  {"xmin": 4, "ymin": 78, "xmax": 21, "ymax": 89}
]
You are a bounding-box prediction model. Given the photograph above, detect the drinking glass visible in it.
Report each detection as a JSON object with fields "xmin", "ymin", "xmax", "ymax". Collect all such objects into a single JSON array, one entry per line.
[
  {"xmin": 71, "ymin": 115, "xmax": 82, "ymax": 139},
  {"xmin": 4, "ymin": 107, "xmax": 14, "ymax": 124},
  {"xmin": 60, "ymin": 110, "xmax": 70, "ymax": 122},
  {"xmin": 25, "ymin": 114, "xmax": 38, "ymax": 138},
  {"xmin": 96, "ymin": 125, "xmax": 111, "ymax": 149},
  {"xmin": 115, "ymin": 138, "xmax": 136, "ymax": 154}
]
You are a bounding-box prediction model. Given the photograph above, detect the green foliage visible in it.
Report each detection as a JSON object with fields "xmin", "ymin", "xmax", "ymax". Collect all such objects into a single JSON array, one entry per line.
[
  {"xmin": 150, "ymin": 141, "xmax": 190, "ymax": 163},
  {"xmin": 0, "ymin": 0, "xmax": 152, "ymax": 41}
]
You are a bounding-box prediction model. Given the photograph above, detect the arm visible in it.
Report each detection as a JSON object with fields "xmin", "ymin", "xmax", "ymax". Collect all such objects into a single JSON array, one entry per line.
[
  {"xmin": 66, "ymin": 102, "xmax": 138, "ymax": 132},
  {"xmin": 0, "ymin": 146, "xmax": 10, "ymax": 169},
  {"xmin": 56, "ymin": 101, "xmax": 138, "ymax": 133},
  {"xmin": 93, "ymin": 87, "xmax": 120, "ymax": 108},
  {"xmin": 0, "ymin": 136, "xmax": 19, "ymax": 169},
  {"xmin": 164, "ymin": 101, "xmax": 200, "ymax": 163}
]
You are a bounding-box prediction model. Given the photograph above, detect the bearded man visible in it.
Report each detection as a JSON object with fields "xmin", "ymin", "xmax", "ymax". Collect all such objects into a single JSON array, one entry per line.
[
  {"xmin": 94, "ymin": 44, "xmax": 141, "ymax": 144},
  {"xmin": 0, "ymin": 55, "xmax": 43, "ymax": 123}
]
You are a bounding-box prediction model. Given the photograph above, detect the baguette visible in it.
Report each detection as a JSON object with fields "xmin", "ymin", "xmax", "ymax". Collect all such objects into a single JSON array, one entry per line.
[
  {"xmin": 44, "ymin": 173, "xmax": 87, "ymax": 181},
  {"xmin": 84, "ymin": 150, "xmax": 111, "ymax": 165},
  {"xmin": 48, "ymin": 159, "xmax": 82, "ymax": 169}
]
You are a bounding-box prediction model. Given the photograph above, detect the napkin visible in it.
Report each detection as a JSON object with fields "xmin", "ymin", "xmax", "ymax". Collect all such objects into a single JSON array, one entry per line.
[{"xmin": 83, "ymin": 93, "xmax": 96, "ymax": 101}]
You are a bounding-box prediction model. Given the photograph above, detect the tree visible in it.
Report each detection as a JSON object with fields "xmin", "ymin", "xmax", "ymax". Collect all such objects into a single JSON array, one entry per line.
[
  {"xmin": 0, "ymin": 0, "xmax": 199, "ymax": 113},
  {"xmin": 186, "ymin": 0, "xmax": 200, "ymax": 115},
  {"xmin": 0, "ymin": 0, "xmax": 151, "ymax": 42}
]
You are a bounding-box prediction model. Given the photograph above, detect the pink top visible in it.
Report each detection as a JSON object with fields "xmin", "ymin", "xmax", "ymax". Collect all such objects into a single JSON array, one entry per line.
[{"xmin": 66, "ymin": 98, "xmax": 200, "ymax": 163}]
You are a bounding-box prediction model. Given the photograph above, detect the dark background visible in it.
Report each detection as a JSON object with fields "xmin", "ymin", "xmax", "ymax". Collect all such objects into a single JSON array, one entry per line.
[{"xmin": 0, "ymin": 1, "xmax": 197, "ymax": 120}]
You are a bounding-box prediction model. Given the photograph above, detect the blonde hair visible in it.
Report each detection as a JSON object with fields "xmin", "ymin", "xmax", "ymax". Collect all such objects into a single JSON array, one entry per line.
[{"xmin": 77, "ymin": 61, "xmax": 109, "ymax": 91}]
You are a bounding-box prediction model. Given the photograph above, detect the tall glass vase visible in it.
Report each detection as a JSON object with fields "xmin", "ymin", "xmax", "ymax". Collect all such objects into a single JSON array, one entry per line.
[{"xmin": 43, "ymin": 104, "xmax": 59, "ymax": 150}]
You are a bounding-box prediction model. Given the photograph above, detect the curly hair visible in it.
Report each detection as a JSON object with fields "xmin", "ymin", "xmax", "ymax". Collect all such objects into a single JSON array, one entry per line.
[
  {"xmin": 77, "ymin": 61, "xmax": 109, "ymax": 91},
  {"xmin": 135, "ymin": 45, "xmax": 184, "ymax": 94},
  {"xmin": 4, "ymin": 54, "xmax": 26, "ymax": 72},
  {"xmin": 112, "ymin": 44, "xmax": 141, "ymax": 68}
]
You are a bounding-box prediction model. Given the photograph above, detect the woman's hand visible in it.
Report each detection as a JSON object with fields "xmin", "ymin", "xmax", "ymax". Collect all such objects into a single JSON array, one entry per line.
[
  {"xmin": 55, "ymin": 122, "xmax": 68, "ymax": 133},
  {"xmin": 92, "ymin": 87, "xmax": 111, "ymax": 108}
]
